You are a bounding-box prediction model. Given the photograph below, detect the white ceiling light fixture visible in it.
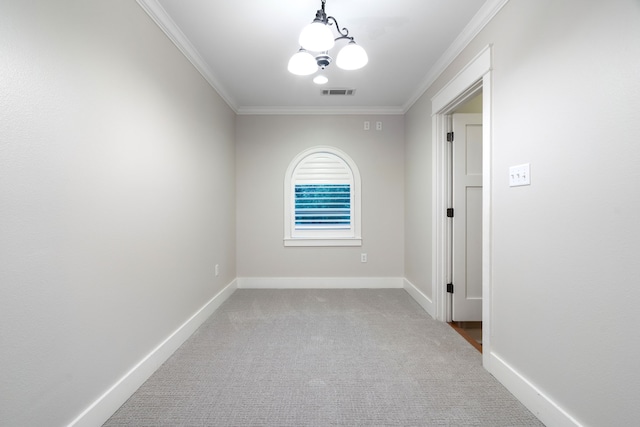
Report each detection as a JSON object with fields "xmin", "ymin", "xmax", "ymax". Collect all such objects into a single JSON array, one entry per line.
[
  {"xmin": 313, "ymin": 75, "xmax": 329, "ymax": 85},
  {"xmin": 288, "ymin": 0, "xmax": 368, "ymax": 76},
  {"xmin": 288, "ymin": 49, "xmax": 318, "ymax": 76}
]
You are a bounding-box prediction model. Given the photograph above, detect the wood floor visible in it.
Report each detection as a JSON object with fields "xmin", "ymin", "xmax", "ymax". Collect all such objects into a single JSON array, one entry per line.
[{"xmin": 449, "ymin": 321, "xmax": 482, "ymax": 353}]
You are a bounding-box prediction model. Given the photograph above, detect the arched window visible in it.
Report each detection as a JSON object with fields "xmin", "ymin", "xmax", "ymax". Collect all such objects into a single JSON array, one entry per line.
[{"xmin": 284, "ymin": 146, "xmax": 361, "ymax": 247}]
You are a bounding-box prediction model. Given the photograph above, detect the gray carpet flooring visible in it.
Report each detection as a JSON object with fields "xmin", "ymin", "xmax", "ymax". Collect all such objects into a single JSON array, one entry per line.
[{"xmin": 104, "ymin": 289, "xmax": 544, "ymax": 426}]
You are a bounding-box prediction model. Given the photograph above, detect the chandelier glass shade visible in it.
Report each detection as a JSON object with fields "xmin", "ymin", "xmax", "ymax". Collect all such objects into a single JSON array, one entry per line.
[
  {"xmin": 299, "ymin": 22, "xmax": 335, "ymax": 52},
  {"xmin": 336, "ymin": 41, "xmax": 368, "ymax": 70},
  {"xmin": 287, "ymin": 49, "xmax": 318, "ymax": 76},
  {"xmin": 288, "ymin": 0, "xmax": 368, "ymax": 76}
]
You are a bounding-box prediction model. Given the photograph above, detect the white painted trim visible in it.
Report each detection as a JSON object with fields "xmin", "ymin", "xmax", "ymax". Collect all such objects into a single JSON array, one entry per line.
[
  {"xmin": 403, "ymin": 0, "xmax": 508, "ymax": 113},
  {"xmin": 480, "ymin": 72, "xmax": 493, "ymax": 361},
  {"xmin": 284, "ymin": 238, "xmax": 362, "ymax": 247},
  {"xmin": 403, "ymin": 279, "xmax": 435, "ymax": 318},
  {"xmin": 431, "ymin": 46, "xmax": 492, "ymax": 114},
  {"xmin": 486, "ymin": 352, "xmax": 583, "ymax": 427},
  {"xmin": 135, "ymin": 0, "xmax": 239, "ymax": 112},
  {"xmin": 237, "ymin": 277, "xmax": 403, "ymax": 289},
  {"xmin": 237, "ymin": 106, "xmax": 405, "ymax": 116},
  {"xmin": 431, "ymin": 113, "xmax": 452, "ymax": 322},
  {"xmin": 68, "ymin": 280, "xmax": 238, "ymax": 427}
]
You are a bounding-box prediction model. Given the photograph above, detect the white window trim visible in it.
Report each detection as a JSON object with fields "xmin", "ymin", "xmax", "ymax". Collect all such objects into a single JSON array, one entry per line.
[{"xmin": 284, "ymin": 146, "xmax": 362, "ymax": 247}]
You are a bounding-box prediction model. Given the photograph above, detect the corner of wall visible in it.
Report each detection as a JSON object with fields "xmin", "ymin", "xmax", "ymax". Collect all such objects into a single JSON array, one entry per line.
[{"xmin": 403, "ymin": 278, "xmax": 435, "ymax": 318}]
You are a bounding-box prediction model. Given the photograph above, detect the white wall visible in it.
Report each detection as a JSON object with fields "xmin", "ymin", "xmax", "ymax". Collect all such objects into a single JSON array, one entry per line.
[
  {"xmin": 236, "ymin": 115, "xmax": 404, "ymax": 280},
  {"xmin": 404, "ymin": 93, "xmax": 434, "ymax": 301},
  {"xmin": 0, "ymin": 1, "xmax": 236, "ymax": 425},
  {"xmin": 405, "ymin": 0, "xmax": 640, "ymax": 425}
]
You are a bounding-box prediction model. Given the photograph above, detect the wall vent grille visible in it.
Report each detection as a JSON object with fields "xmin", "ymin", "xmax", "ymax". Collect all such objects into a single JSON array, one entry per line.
[{"xmin": 321, "ymin": 89, "xmax": 356, "ymax": 96}]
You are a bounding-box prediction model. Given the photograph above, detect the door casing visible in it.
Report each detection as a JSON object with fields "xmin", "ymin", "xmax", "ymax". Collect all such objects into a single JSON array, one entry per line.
[{"xmin": 431, "ymin": 46, "xmax": 492, "ymax": 364}]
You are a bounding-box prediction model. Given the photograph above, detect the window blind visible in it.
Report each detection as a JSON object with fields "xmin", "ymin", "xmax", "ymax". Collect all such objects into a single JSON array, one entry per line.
[{"xmin": 294, "ymin": 184, "xmax": 351, "ymax": 229}]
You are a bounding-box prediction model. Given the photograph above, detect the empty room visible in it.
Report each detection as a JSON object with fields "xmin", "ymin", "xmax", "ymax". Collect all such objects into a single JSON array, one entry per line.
[{"xmin": 2, "ymin": 0, "xmax": 639, "ymax": 426}]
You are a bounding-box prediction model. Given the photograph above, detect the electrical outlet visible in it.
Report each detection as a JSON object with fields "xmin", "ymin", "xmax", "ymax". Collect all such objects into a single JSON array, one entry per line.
[
  {"xmin": 215, "ymin": 264, "xmax": 220, "ymax": 277},
  {"xmin": 361, "ymin": 253, "xmax": 367, "ymax": 263},
  {"xmin": 376, "ymin": 121, "xmax": 382, "ymax": 131},
  {"xmin": 364, "ymin": 121, "xmax": 370, "ymax": 131}
]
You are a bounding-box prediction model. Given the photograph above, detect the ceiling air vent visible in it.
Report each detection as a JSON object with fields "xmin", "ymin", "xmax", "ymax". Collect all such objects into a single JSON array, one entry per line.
[{"xmin": 321, "ymin": 88, "xmax": 356, "ymax": 96}]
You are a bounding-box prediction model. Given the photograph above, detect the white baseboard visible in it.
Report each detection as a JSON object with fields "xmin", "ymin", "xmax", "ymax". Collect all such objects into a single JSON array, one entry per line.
[
  {"xmin": 403, "ymin": 278, "xmax": 435, "ymax": 318},
  {"xmin": 486, "ymin": 351, "xmax": 582, "ymax": 427},
  {"xmin": 68, "ymin": 276, "xmax": 574, "ymax": 427},
  {"xmin": 236, "ymin": 277, "xmax": 404, "ymax": 289},
  {"xmin": 68, "ymin": 280, "xmax": 237, "ymax": 427}
]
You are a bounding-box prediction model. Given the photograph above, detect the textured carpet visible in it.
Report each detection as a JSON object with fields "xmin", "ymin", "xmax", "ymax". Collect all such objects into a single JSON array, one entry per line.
[{"xmin": 104, "ymin": 289, "xmax": 543, "ymax": 426}]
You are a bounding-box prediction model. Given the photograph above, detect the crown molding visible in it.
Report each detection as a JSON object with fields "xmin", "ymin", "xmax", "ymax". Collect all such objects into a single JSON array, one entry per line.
[
  {"xmin": 236, "ymin": 106, "xmax": 405, "ymax": 116},
  {"xmin": 137, "ymin": 0, "xmax": 508, "ymax": 116},
  {"xmin": 402, "ymin": 0, "xmax": 510, "ymax": 113},
  {"xmin": 136, "ymin": 0, "xmax": 239, "ymax": 113}
]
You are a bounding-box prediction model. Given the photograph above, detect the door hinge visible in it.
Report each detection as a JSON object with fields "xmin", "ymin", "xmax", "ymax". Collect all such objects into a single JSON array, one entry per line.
[
  {"xmin": 447, "ymin": 132, "xmax": 454, "ymax": 142},
  {"xmin": 447, "ymin": 283, "xmax": 454, "ymax": 293},
  {"xmin": 447, "ymin": 208, "xmax": 454, "ymax": 218}
]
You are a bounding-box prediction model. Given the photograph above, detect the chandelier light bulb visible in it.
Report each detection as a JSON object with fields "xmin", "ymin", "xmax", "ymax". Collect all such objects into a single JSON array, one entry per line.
[
  {"xmin": 336, "ymin": 41, "xmax": 368, "ymax": 71},
  {"xmin": 313, "ymin": 75, "xmax": 329, "ymax": 85},
  {"xmin": 299, "ymin": 22, "xmax": 335, "ymax": 52},
  {"xmin": 288, "ymin": 49, "xmax": 318, "ymax": 75}
]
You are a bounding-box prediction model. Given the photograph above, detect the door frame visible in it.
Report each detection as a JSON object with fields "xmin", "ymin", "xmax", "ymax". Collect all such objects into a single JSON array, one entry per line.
[{"xmin": 431, "ymin": 46, "xmax": 492, "ymax": 363}]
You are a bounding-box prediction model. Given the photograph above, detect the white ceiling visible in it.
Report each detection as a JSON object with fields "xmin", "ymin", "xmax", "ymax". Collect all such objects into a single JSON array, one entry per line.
[{"xmin": 137, "ymin": 0, "xmax": 503, "ymax": 114}]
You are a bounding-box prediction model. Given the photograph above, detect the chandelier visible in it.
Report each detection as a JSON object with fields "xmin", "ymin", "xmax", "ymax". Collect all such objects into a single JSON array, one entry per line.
[{"xmin": 287, "ymin": 0, "xmax": 368, "ymax": 79}]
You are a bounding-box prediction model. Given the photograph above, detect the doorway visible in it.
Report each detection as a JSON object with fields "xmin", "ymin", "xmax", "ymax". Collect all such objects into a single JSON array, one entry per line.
[
  {"xmin": 449, "ymin": 98, "xmax": 483, "ymax": 350},
  {"xmin": 431, "ymin": 46, "xmax": 492, "ymax": 363}
]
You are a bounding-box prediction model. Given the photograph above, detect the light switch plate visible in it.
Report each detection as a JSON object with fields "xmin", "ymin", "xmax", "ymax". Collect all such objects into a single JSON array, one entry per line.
[{"xmin": 509, "ymin": 163, "xmax": 531, "ymax": 187}]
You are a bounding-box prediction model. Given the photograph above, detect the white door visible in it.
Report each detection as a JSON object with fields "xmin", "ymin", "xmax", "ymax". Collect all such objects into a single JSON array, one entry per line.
[{"xmin": 452, "ymin": 113, "xmax": 483, "ymax": 321}]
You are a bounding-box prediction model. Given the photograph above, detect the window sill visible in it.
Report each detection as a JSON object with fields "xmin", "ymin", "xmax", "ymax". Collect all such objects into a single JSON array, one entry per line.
[{"xmin": 284, "ymin": 238, "xmax": 362, "ymax": 247}]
